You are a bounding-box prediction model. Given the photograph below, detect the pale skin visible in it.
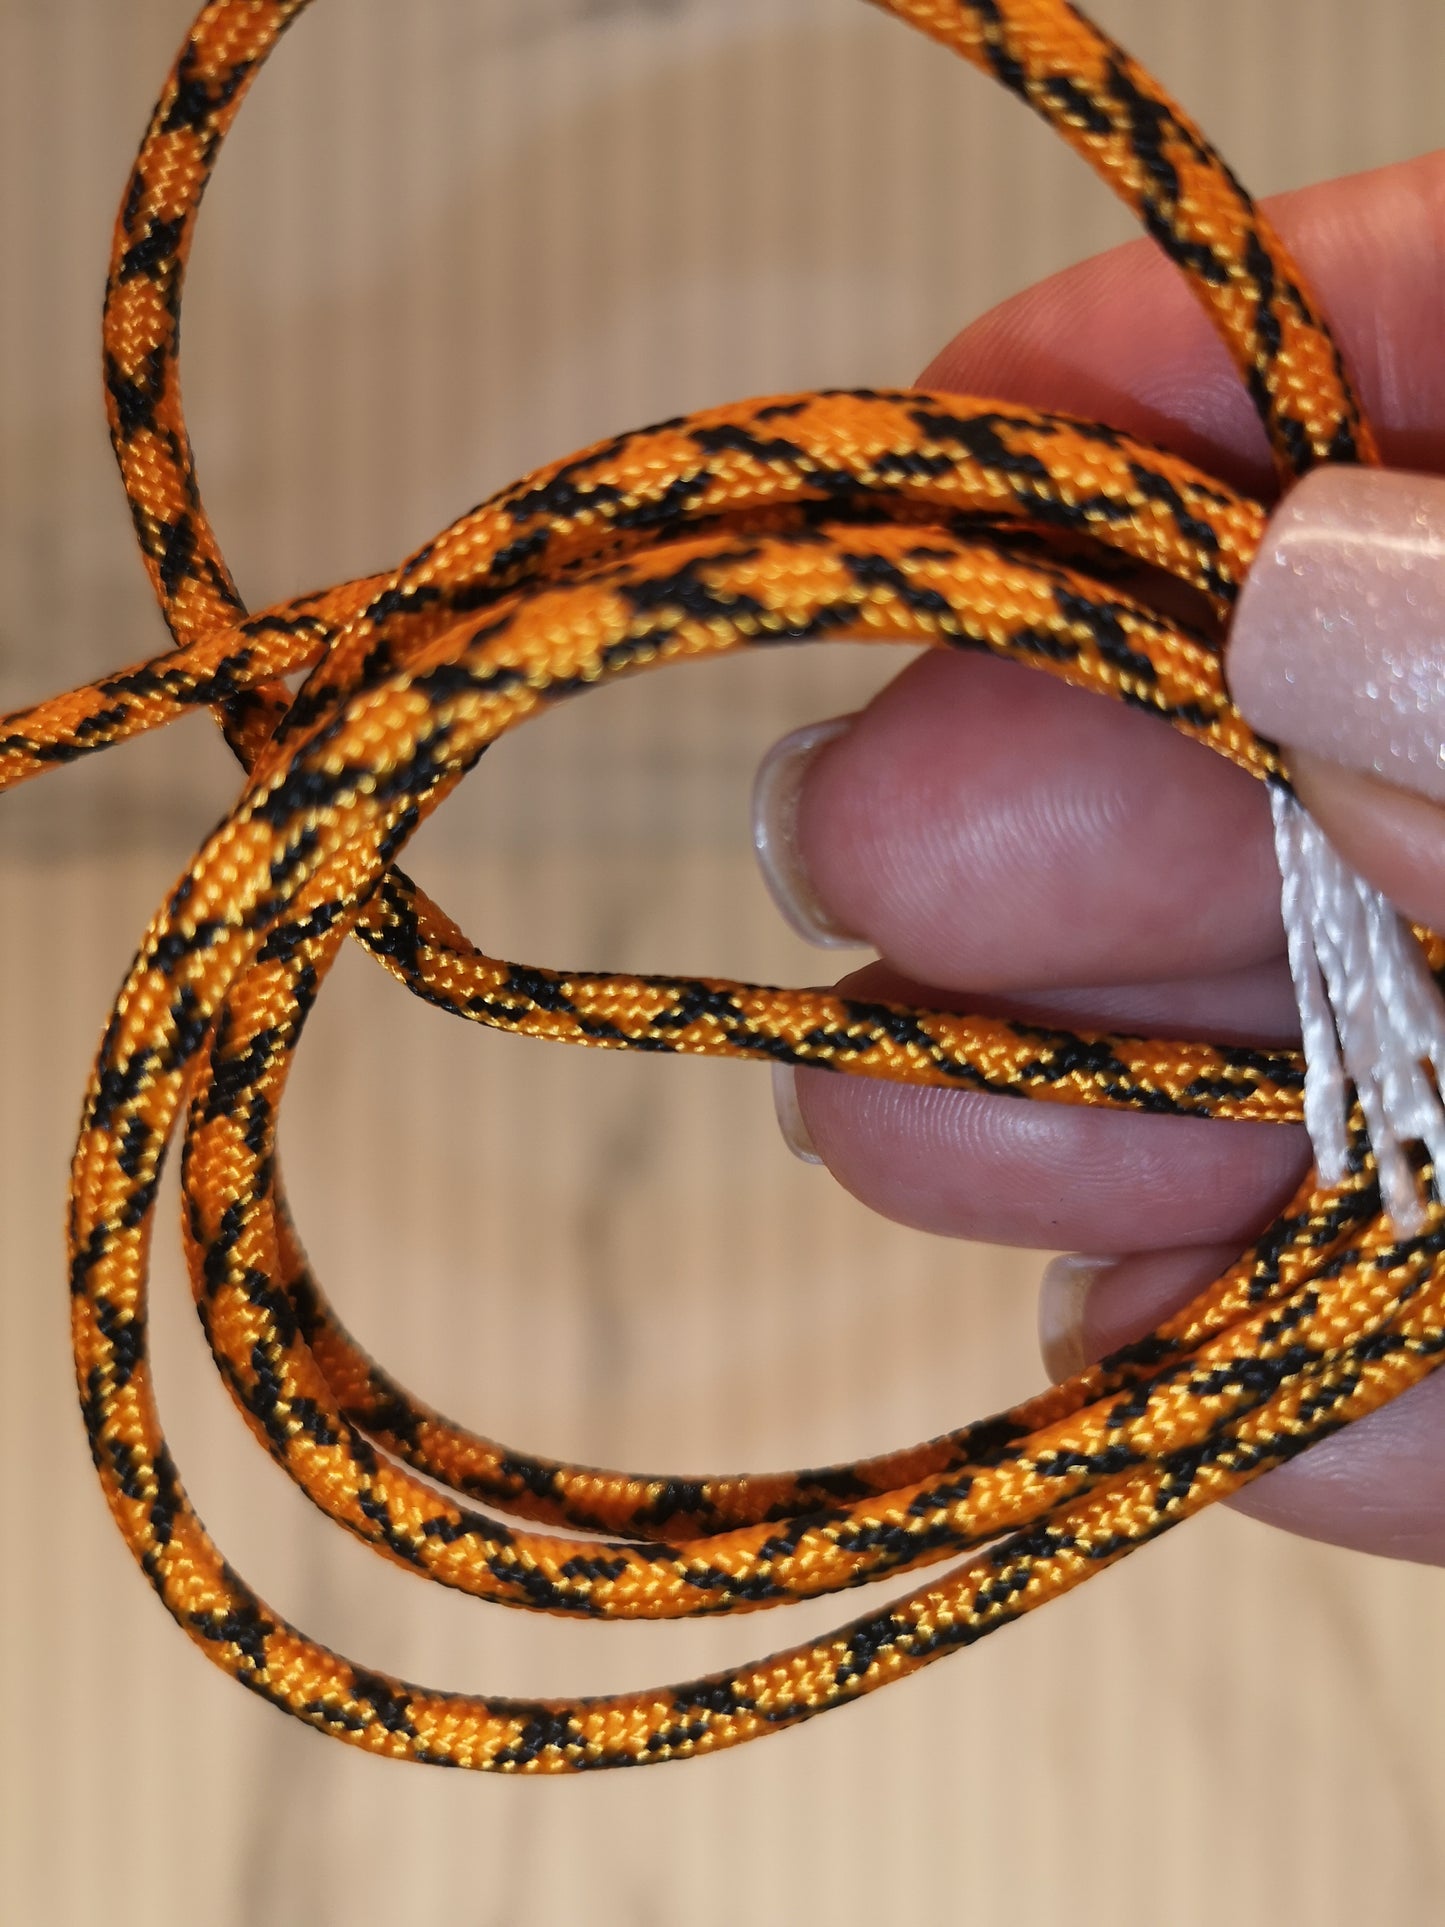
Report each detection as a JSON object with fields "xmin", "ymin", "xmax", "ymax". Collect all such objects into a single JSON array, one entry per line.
[{"xmin": 779, "ymin": 151, "xmax": 1445, "ymax": 1563}]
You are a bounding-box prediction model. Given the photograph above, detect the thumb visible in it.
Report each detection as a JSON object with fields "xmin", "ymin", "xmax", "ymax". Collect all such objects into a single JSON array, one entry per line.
[{"xmin": 1228, "ymin": 467, "xmax": 1445, "ymax": 932}]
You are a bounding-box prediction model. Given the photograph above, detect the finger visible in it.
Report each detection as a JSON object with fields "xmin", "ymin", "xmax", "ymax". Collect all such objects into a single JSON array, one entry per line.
[
  {"xmin": 788, "ymin": 1070, "xmax": 1308, "ymax": 1252},
  {"xmin": 920, "ymin": 149, "xmax": 1445, "ymax": 494},
  {"xmin": 1041, "ymin": 1243, "xmax": 1445, "ymax": 1563},
  {"xmin": 780, "ymin": 963, "xmax": 1309, "ymax": 1253},
  {"xmin": 765, "ymin": 650, "xmax": 1283, "ymax": 991},
  {"xmin": 759, "ymin": 156, "xmax": 1445, "ymax": 988}
]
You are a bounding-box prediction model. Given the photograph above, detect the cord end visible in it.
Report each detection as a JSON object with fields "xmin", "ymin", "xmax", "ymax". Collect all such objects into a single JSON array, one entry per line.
[{"xmin": 1269, "ymin": 782, "xmax": 1445, "ymax": 1237}]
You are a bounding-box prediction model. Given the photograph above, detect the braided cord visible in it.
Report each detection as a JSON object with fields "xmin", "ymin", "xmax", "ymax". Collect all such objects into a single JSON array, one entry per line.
[{"xmin": 3, "ymin": 0, "xmax": 1439, "ymax": 1771}]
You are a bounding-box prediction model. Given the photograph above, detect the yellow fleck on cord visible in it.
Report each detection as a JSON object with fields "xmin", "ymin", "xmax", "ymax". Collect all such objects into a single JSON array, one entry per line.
[{"xmin": 2, "ymin": 0, "xmax": 1440, "ymax": 1772}]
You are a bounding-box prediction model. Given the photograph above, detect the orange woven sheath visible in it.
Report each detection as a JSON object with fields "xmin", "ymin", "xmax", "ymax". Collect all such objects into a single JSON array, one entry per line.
[{"xmin": 2, "ymin": 0, "xmax": 1440, "ymax": 1772}]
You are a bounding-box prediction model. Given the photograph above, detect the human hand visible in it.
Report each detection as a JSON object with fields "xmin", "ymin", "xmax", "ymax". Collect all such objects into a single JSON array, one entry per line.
[{"xmin": 753, "ymin": 152, "xmax": 1445, "ymax": 1563}]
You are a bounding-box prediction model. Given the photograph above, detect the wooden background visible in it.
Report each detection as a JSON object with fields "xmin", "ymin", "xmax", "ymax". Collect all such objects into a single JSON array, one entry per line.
[{"xmin": 3, "ymin": 3, "xmax": 1445, "ymax": 1922}]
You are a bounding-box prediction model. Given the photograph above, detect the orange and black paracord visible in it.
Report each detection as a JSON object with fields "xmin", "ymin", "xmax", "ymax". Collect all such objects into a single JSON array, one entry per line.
[{"xmin": 3, "ymin": 0, "xmax": 1441, "ymax": 1772}]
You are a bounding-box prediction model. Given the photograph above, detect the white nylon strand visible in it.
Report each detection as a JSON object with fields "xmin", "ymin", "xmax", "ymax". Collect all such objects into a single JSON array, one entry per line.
[{"xmin": 1269, "ymin": 782, "xmax": 1445, "ymax": 1234}]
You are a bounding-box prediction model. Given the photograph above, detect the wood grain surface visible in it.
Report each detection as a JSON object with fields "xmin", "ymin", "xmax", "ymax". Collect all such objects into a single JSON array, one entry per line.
[{"xmin": 3, "ymin": 4, "xmax": 1444, "ymax": 1922}]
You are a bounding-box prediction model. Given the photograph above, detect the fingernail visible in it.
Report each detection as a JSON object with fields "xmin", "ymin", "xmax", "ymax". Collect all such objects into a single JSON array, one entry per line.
[
  {"xmin": 751, "ymin": 718, "xmax": 863, "ymax": 947},
  {"xmin": 1037, "ymin": 1254, "xmax": 1117, "ymax": 1383},
  {"xmin": 1228, "ymin": 467, "xmax": 1445, "ymax": 803},
  {"xmin": 771, "ymin": 1063, "xmax": 822, "ymax": 1165}
]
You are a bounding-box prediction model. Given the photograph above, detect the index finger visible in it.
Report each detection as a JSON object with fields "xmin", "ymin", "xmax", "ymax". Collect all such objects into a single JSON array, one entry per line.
[
  {"xmin": 920, "ymin": 149, "xmax": 1445, "ymax": 493},
  {"xmin": 780, "ymin": 153, "xmax": 1445, "ymax": 991}
]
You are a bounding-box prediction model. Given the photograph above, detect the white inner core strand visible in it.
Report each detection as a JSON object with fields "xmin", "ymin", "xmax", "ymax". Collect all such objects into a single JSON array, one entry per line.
[{"xmin": 1270, "ymin": 781, "xmax": 1445, "ymax": 1235}]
